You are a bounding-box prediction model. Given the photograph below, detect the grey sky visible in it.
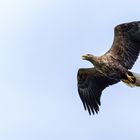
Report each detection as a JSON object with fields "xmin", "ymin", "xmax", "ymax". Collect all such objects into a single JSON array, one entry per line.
[{"xmin": 0, "ymin": 0, "xmax": 140, "ymax": 140}]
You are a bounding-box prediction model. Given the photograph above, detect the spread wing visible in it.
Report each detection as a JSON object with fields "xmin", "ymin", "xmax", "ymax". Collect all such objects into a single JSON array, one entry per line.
[
  {"xmin": 77, "ymin": 68, "xmax": 119, "ymax": 115},
  {"xmin": 105, "ymin": 21, "xmax": 140, "ymax": 69}
]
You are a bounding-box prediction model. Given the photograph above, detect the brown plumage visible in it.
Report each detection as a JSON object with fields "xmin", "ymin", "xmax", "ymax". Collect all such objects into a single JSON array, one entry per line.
[{"xmin": 77, "ymin": 21, "xmax": 140, "ymax": 115}]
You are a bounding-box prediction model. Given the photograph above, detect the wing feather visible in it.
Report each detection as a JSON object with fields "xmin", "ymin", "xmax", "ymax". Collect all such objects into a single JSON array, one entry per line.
[
  {"xmin": 105, "ymin": 21, "xmax": 140, "ymax": 69},
  {"xmin": 77, "ymin": 68, "xmax": 119, "ymax": 115}
]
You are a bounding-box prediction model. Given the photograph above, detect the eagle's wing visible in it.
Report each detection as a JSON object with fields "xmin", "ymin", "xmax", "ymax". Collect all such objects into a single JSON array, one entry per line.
[
  {"xmin": 77, "ymin": 68, "xmax": 119, "ymax": 115},
  {"xmin": 105, "ymin": 21, "xmax": 140, "ymax": 69}
]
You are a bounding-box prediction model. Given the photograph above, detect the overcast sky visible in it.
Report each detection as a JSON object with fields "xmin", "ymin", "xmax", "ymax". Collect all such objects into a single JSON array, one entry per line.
[{"xmin": 0, "ymin": 0, "xmax": 140, "ymax": 140}]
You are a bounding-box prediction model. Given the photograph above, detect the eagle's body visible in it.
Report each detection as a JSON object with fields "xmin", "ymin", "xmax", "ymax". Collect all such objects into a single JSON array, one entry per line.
[
  {"xmin": 90, "ymin": 55, "xmax": 127, "ymax": 79},
  {"xmin": 77, "ymin": 21, "xmax": 140, "ymax": 115}
]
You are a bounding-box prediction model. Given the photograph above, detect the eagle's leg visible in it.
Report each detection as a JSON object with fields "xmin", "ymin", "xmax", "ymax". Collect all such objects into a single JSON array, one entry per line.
[
  {"xmin": 121, "ymin": 72, "xmax": 135, "ymax": 83},
  {"xmin": 126, "ymin": 73, "xmax": 135, "ymax": 83},
  {"xmin": 121, "ymin": 72, "xmax": 136, "ymax": 87},
  {"xmin": 122, "ymin": 79, "xmax": 130, "ymax": 84}
]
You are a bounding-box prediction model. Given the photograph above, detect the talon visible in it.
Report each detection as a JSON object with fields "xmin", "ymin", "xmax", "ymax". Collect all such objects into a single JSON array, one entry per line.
[
  {"xmin": 122, "ymin": 79, "xmax": 130, "ymax": 84},
  {"xmin": 122, "ymin": 78, "xmax": 135, "ymax": 87},
  {"xmin": 126, "ymin": 74, "xmax": 135, "ymax": 83}
]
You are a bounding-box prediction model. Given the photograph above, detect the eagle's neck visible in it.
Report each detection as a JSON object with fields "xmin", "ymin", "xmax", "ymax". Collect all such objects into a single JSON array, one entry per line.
[{"xmin": 88, "ymin": 55, "xmax": 100, "ymax": 66}]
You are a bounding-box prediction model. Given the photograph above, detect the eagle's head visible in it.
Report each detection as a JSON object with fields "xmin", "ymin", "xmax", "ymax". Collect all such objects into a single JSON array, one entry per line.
[
  {"xmin": 82, "ymin": 54, "xmax": 95, "ymax": 60},
  {"xmin": 81, "ymin": 54, "xmax": 98, "ymax": 66}
]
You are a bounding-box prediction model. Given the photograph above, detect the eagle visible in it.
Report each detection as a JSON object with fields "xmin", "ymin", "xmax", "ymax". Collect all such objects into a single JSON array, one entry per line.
[{"xmin": 77, "ymin": 21, "xmax": 140, "ymax": 115}]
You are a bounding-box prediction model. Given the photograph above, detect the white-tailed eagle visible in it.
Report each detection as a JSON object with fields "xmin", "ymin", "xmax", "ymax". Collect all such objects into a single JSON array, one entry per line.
[{"xmin": 77, "ymin": 21, "xmax": 140, "ymax": 115}]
